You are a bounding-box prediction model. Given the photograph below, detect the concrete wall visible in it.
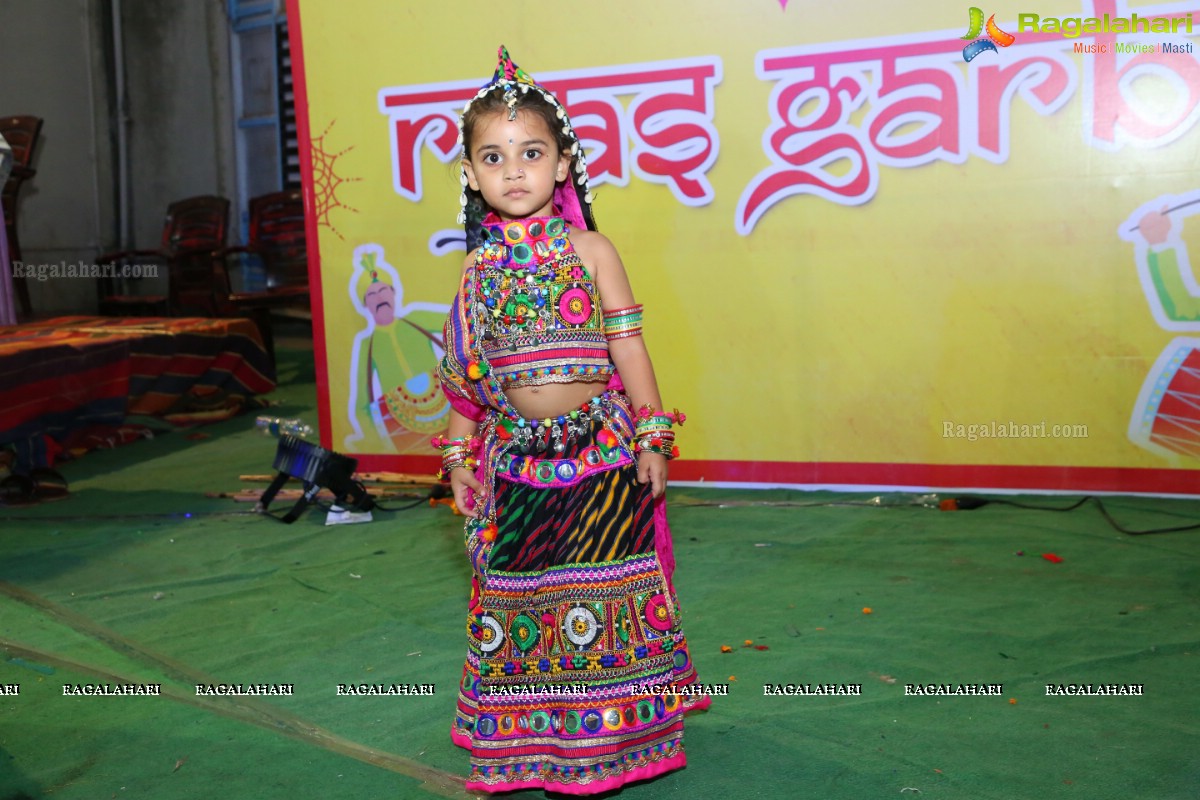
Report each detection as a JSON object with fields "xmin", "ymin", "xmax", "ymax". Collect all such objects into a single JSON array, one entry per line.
[
  {"xmin": 0, "ymin": 0, "xmax": 237, "ymax": 315},
  {"xmin": 121, "ymin": 0, "xmax": 236, "ymax": 250},
  {"xmin": 0, "ymin": 0, "xmax": 115, "ymax": 314}
]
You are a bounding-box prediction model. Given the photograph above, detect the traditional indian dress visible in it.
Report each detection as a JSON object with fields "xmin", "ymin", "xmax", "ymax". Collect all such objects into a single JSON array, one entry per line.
[{"xmin": 438, "ymin": 211, "xmax": 709, "ymax": 794}]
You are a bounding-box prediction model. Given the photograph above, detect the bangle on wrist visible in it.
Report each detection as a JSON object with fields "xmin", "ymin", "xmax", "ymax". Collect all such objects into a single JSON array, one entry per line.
[
  {"xmin": 433, "ymin": 434, "xmax": 478, "ymax": 478},
  {"xmin": 631, "ymin": 405, "xmax": 685, "ymax": 460}
]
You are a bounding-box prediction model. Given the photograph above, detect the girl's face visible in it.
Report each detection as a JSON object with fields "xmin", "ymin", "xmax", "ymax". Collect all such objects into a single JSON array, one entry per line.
[{"xmin": 463, "ymin": 108, "xmax": 571, "ymax": 221}]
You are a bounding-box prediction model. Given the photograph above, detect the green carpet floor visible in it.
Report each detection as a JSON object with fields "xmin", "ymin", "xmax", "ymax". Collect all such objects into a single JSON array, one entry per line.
[{"xmin": 2, "ymin": 346, "xmax": 1198, "ymax": 799}]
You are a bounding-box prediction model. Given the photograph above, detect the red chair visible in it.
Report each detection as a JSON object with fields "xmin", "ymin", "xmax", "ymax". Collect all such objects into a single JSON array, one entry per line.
[
  {"xmin": 97, "ymin": 195, "xmax": 230, "ymax": 317},
  {"xmin": 215, "ymin": 190, "xmax": 311, "ymax": 359},
  {"xmin": 1, "ymin": 115, "xmax": 44, "ymax": 318}
]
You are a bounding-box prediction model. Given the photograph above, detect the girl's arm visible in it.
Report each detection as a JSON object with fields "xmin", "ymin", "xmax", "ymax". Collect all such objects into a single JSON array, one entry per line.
[
  {"xmin": 444, "ymin": 247, "xmax": 486, "ymax": 516},
  {"xmin": 446, "ymin": 406, "xmax": 485, "ymax": 517},
  {"xmin": 576, "ymin": 230, "xmax": 670, "ymax": 498}
]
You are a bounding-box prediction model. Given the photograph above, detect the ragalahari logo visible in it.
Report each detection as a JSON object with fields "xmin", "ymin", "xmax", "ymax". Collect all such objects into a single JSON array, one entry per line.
[{"xmin": 960, "ymin": 7, "xmax": 1016, "ymax": 61}]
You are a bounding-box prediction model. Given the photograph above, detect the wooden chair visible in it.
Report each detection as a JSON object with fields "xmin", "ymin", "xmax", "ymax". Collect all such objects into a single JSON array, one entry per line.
[
  {"xmin": 97, "ymin": 195, "xmax": 230, "ymax": 317},
  {"xmin": 1, "ymin": 115, "xmax": 44, "ymax": 317},
  {"xmin": 215, "ymin": 190, "xmax": 311, "ymax": 359}
]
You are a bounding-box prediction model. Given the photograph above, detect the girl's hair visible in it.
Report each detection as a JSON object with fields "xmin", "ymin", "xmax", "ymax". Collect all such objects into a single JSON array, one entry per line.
[{"xmin": 460, "ymin": 85, "xmax": 574, "ymax": 163}]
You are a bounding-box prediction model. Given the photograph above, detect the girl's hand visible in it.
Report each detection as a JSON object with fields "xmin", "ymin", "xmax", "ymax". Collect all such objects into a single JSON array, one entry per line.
[
  {"xmin": 450, "ymin": 467, "xmax": 485, "ymax": 517},
  {"xmin": 637, "ymin": 451, "xmax": 669, "ymax": 499}
]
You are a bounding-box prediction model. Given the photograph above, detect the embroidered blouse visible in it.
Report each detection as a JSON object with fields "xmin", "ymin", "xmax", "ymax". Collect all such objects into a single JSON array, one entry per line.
[{"xmin": 471, "ymin": 213, "xmax": 614, "ymax": 390}]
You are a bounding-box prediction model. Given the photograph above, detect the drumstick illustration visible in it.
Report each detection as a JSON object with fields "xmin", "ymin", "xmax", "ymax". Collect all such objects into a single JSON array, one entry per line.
[{"xmin": 1129, "ymin": 198, "xmax": 1200, "ymax": 231}]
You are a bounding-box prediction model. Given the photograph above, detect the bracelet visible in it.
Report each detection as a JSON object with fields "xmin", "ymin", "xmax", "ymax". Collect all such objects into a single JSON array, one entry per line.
[
  {"xmin": 635, "ymin": 418, "xmax": 673, "ymax": 435},
  {"xmin": 634, "ymin": 430, "xmax": 679, "ymax": 460},
  {"xmin": 432, "ymin": 435, "xmax": 478, "ymax": 478},
  {"xmin": 632, "ymin": 404, "xmax": 685, "ymax": 459},
  {"xmin": 431, "ymin": 435, "xmax": 476, "ymax": 452},
  {"xmin": 603, "ymin": 304, "xmax": 643, "ymax": 340},
  {"xmin": 431, "ymin": 435, "xmax": 475, "ymax": 447},
  {"xmin": 635, "ymin": 405, "xmax": 686, "ymax": 430}
]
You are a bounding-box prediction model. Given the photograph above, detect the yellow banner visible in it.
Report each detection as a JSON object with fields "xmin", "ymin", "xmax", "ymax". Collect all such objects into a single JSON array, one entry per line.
[{"xmin": 289, "ymin": 0, "xmax": 1200, "ymax": 492}]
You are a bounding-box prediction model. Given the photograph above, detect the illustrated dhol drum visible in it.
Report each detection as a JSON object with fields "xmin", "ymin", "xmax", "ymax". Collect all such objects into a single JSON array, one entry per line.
[{"xmin": 1129, "ymin": 337, "xmax": 1200, "ymax": 459}]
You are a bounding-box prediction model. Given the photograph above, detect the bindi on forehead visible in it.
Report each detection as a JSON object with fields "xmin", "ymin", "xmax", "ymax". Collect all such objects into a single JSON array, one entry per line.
[
  {"xmin": 479, "ymin": 108, "xmax": 552, "ymax": 136},
  {"xmin": 466, "ymin": 108, "xmax": 560, "ymax": 161}
]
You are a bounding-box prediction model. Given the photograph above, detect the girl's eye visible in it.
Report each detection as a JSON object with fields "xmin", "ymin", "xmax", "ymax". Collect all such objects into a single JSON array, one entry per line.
[
  {"xmin": 482, "ymin": 153, "xmax": 501, "ymax": 165},
  {"xmin": 524, "ymin": 149, "xmax": 542, "ymax": 161}
]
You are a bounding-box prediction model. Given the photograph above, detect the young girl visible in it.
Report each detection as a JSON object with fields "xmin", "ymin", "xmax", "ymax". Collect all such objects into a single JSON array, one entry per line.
[{"xmin": 436, "ymin": 46, "xmax": 710, "ymax": 795}]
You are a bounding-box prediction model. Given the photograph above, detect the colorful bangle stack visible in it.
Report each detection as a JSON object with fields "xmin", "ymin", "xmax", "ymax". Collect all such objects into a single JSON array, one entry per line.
[
  {"xmin": 603, "ymin": 304, "xmax": 644, "ymax": 340},
  {"xmin": 633, "ymin": 405, "xmax": 686, "ymax": 460},
  {"xmin": 431, "ymin": 435, "xmax": 477, "ymax": 478}
]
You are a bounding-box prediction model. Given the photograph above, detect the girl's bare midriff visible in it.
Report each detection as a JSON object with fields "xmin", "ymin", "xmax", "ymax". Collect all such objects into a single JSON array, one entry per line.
[{"xmin": 505, "ymin": 380, "xmax": 608, "ymax": 420}]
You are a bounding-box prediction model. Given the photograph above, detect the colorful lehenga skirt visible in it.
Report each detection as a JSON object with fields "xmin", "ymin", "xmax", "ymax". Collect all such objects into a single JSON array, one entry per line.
[{"xmin": 450, "ymin": 393, "xmax": 709, "ymax": 794}]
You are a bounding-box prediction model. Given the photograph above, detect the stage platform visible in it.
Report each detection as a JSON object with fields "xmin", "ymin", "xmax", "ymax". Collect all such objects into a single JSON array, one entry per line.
[{"xmin": 0, "ymin": 345, "xmax": 1197, "ymax": 799}]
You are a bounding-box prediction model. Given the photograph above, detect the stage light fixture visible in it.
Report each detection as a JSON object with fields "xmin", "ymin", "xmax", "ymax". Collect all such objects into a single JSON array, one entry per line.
[{"xmin": 257, "ymin": 434, "xmax": 375, "ymax": 523}]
